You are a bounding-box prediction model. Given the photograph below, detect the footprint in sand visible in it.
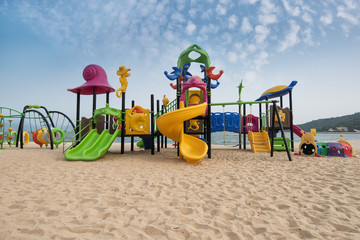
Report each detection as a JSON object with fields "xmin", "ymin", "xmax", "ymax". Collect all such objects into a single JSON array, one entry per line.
[
  {"xmin": 180, "ymin": 207, "xmax": 193, "ymax": 215},
  {"xmin": 79, "ymin": 198, "xmax": 98, "ymax": 204},
  {"xmin": 46, "ymin": 209, "xmax": 60, "ymax": 217},
  {"xmin": 18, "ymin": 228, "xmax": 45, "ymax": 236},
  {"xmin": 144, "ymin": 225, "xmax": 164, "ymax": 237},
  {"xmin": 62, "ymin": 226, "xmax": 100, "ymax": 235},
  {"xmin": 276, "ymin": 204, "xmax": 290, "ymax": 210}
]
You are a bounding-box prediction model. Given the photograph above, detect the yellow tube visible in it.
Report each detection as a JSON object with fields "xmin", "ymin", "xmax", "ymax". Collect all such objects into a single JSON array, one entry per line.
[
  {"xmin": 37, "ymin": 129, "xmax": 48, "ymax": 146},
  {"xmin": 23, "ymin": 131, "xmax": 29, "ymax": 145}
]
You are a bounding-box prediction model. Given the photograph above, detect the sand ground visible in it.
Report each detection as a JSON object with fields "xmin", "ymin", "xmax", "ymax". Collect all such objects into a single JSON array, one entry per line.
[{"xmin": 1, "ymin": 141, "xmax": 359, "ymax": 239}]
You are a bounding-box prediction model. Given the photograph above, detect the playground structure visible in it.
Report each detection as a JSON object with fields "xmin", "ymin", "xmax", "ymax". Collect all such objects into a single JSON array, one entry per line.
[
  {"xmin": 0, "ymin": 107, "xmax": 27, "ymax": 149},
  {"xmin": 2, "ymin": 44, "xmax": 356, "ymax": 163},
  {"xmin": 256, "ymin": 81, "xmax": 298, "ymax": 150},
  {"xmin": 160, "ymin": 44, "xmax": 292, "ymax": 162},
  {"xmin": 297, "ymin": 132, "xmax": 358, "ymax": 158},
  {"xmin": 3, "ymin": 44, "xmax": 355, "ymax": 163},
  {"xmin": 62, "ymin": 45, "xmax": 291, "ymax": 163},
  {"xmin": 64, "ymin": 64, "xmax": 156, "ymax": 161},
  {"xmin": 17, "ymin": 105, "xmax": 75, "ymax": 149},
  {"xmin": 0, "ymin": 106, "xmax": 75, "ymax": 149}
]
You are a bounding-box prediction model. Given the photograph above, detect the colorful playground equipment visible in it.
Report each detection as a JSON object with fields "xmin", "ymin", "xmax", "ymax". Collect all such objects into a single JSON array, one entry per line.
[
  {"xmin": 0, "ymin": 108, "xmax": 29, "ymax": 148},
  {"xmin": 2, "ymin": 45, "xmax": 356, "ymax": 164},
  {"xmin": 160, "ymin": 44, "xmax": 292, "ymax": 162},
  {"xmin": 210, "ymin": 112, "xmax": 260, "ymax": 133},
  {"xmin": 157, "ymin": 73, "xmax": 210, "ymax": 163},
  {"xmin": 297, "ymin": 132, "xmax": 358, "ymax": 158},
  {"xmin": 160, "ymin": 44, "xmax": 224, "ymax": 163},
  {"xmin": 64, "ymin": 65, "xmax": 156, "ymax": 161},
  {"xmin": 0, "ymin": 106, "xmax": 72, "ymax": 149},
  {"xmin": 125, "ymin": 106, "xmax": 150, "ymax": 135},
  {"xmin": 256, "ymin": 81, "xmax": 298, "ymax": 152},
  {"xmin": 248, "ymin": 131, "xmax": 271, "ymax": 153},
  {"xmin": 16, "ymin": 105, "xmax": 74, "ymax": 149},
  {"xmin": 65, "ymin": 104, "xmax": 122, "ymax": 161},
  {"xmin": 157, "ymin": 103, "xmax": 208, "ymax": 164},
  {"xmin": 67, "ymin": 64, "xmax": 117, "ymax": 143},
  {"xmin": 256, "ymin": 81, "xmax": 297, "ymax": 101}
]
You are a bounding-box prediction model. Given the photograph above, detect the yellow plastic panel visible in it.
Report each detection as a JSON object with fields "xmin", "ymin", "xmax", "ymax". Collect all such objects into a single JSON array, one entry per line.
[{"xmin": 125, "ymin": 106, "xmax": 150, "ymax": 135}]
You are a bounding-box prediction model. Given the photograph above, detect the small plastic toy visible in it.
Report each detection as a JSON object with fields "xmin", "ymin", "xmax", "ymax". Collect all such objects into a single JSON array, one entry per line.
[
  {"xmin": 162, "ymin": 95, "xmax": 169, "ymax": 107},
  {"xmin": 297, "ymin": 133, "xmax": 357, "ymax": 158},
  {"xmin": 116, "ymin": 66, "xmax": 130, "ymax": 98},
  {"xmin": 298, "ymin": 131, "xmax": 318, "ymax": 156}
]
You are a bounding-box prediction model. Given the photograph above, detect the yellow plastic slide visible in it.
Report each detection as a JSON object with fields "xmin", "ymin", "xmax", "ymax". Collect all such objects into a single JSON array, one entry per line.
[
  {"xmin": 156, "ymin": 103, "xmax": 208, "ymax": 164},
  {"xmin": 248, "ymin": 131, "xmax": 271, "ymax": 153}
]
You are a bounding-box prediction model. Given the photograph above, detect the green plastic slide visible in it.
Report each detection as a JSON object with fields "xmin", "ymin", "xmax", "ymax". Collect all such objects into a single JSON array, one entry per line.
[{"xmin": 65, "ymin": 129, "xmax": 120, "ymax": 161}]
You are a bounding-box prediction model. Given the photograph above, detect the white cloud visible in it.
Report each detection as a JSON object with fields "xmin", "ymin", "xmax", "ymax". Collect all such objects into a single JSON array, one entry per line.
[
  {"xmin": 5, "ymin": 0, "xmax": 359, "ymax": 78},
  {"xmin": 302, "ymin": 28, "xmax": 314, "ymax": 46},
  {"xmin": 185, "ymin": 21, "xmax": 197, "ymax": 35},
  {"xmin": 244, "ymin": 70, "xmax": 258, "ymax": 82},
  {"xmin": 337, "ymin": 6, "xmax": 358, "ymax": 25},
  {"xmin": 320, "ymin": 12, "xmax": 333, "ymax": 25},
  {"xmin": 228, "ymin": 15, "xmax": 238, "ymax": 29},
  {"xmin": 216, "ymin": 4, "xmax": 227, "ymax": 16},
  {"xmin": 259, "ymin": 14, "xmax": 277, "ymax": 26},
  {"xmin": 281, "ymin": 0, "xmax": 300, "ymax": 16},
  {"xmin": 220, "ymin": 32, "xmax": 232, "ymax": 45},
  {"xmin": 278, "ymin": 20, "xmax": 301, "ymax": 52},
  {"xmin": 258, "ymin": 0, "xmax": 277, "ymax": 26},
  {"xmin": 255, "ymin": 25, "xmax": 270, "ymax": 43},
  {"xmin": 201, "ymin": 9, "xmax": 213, "ymax": 20},
  {"xmin": 247, "ymin": 44, "xmax": 257, "ymax": 53},
  {"xmin": 199, "ymin": 24, "xmax": 219, "ymax": 35},
  {"xmin": 171, "ymin": 12, "xmax": 185, "ymax": 23},
  {"xmin": 253, "ymin": 51, "xmax": 269, "ymax": 70},
  {"xmin": 341, "ymin": 24, "xmax": 351, "ymax": 37},
  {"xmin": 241, "ymin": 17, "xmax": 252, "ymax": 34},
  {"xmin": 189, "ymin": 9, "xmax": 197, "ymax": 19},
  {"xmin": 175, "ymin": 0, "xmax": 186, "ymax": 11},
  {"xmin": 344, "ymin": 0, "xmax": 357, "ymax": 10},
  {"xmin": 220, "ymin": 0, "xmax": 231, "ymax": 4},
  {"xmin": 302, "ymin": 12, "xmax": 313, "ymax": 24},
  {"xmin": 234, "ymin": 42, "xmax": 243, "ymax": 50},
  {"xmin": 228, "ymin": 51, "xmax": 238, "ymax": 63}
]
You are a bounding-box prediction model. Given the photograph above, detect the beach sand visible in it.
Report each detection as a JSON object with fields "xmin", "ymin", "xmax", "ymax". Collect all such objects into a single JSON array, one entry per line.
[{"xmin": 1, "ymin": 141, "xmax": 360, "ymax": 239}]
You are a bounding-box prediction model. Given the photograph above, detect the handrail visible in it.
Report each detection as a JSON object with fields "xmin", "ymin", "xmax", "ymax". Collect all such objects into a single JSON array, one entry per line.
[{"xmin": 62, "ymin": 121, "xmax": 92, "ymax": 153}]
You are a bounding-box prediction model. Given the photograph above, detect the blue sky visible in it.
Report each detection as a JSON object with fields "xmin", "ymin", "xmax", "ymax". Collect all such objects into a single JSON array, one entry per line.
[{"xmin": 1, "ymin": 0, "xmax": 359, "ymax": 125}]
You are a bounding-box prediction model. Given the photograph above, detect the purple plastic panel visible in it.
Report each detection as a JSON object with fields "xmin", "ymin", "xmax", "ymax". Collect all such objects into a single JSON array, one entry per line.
[
  {"xmin": 327, "ymin": 142, "xmax": 344, "ymax": 157},
  {"xmin": 242, "ymin": 114, "xmax": 259, "ymax": 133}
]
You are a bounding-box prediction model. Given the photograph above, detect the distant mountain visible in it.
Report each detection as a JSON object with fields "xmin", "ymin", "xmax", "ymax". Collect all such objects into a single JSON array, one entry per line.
[{"xmin": 297, "ymin": 112, "xmax": 360, "ymax": 132}]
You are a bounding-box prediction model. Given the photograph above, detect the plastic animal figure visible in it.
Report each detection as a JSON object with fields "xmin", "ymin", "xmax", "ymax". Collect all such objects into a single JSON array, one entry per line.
[
  {"xmin": 164, "ymin": 67, "xmax": 181, "ymax": 80},
  {"xmin": 188, "ymin": 120, "xmax": 200, "ymax": 131},
  {"xmin": 237, "ymin": 80, "xmax": 244, "ymax": 102},
  {"xmin": 299, "ymin": 131, "xmax": 318, "ymax": 156},
  {"xmin": 166, "ymin": 64, "xmax": 192, "ymax": 89},
  {"xmin": 162, "ymin": 95, "xmax": 169, "ymax": 107},
  {"xmin": 206, "ymin": 66, "xmax": 223, "ymax": 80},
  {"xmin": 116, "ymin": 66, "xmax": 131, "ymax": 98},
  {"xmin": 204, "ymin": 66, "xmax": 223, "ymax": 89}
]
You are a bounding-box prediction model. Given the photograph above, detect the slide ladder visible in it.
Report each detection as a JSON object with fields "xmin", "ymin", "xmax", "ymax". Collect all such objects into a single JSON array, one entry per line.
[{"xmin": 248, "ymin": 131, "xmax": 271, "ymax": 153}]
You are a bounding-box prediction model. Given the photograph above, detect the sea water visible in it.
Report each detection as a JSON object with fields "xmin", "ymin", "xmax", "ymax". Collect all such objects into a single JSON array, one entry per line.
[
  {"xmin": 148, "ymin": 131, "xmax": 360, "ymax": 147},
  {"xmin": 209, "ymin": 131, "xmax": 360, "ymax": 146}
]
